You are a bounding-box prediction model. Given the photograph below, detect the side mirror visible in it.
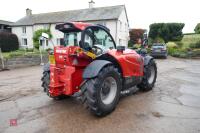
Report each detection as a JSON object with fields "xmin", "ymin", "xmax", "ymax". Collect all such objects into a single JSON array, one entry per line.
[{"xmin": 41, "ymin": 33, "xmax": 49, "ymax": 39}]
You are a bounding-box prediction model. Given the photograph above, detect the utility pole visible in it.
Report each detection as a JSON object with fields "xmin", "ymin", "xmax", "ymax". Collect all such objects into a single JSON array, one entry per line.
[{"xmin": 39, "ymin": 38, "xmax": 44, "ymax": 66}]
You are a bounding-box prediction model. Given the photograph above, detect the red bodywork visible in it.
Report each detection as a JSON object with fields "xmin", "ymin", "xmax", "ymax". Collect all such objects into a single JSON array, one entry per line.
[{"xmin": 48, "ymin": 22, "xmax": 144, "ymax": 97}]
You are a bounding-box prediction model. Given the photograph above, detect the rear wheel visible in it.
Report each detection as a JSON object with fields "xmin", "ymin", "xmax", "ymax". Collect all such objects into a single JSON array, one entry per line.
[
  {"xmin": 41, "ymin": 70, "xmax": 68, "ymax": 100},
  {"xmin": 41, "ymin": 71, "xmax": 50, "ymax": 93},
  {"xmin": 137, "ymin": 59, "xmax": 157, "ymax": 91},
  {"xmin": 82, "ymin": 65, "xmax": 122, "ymax": 116}
]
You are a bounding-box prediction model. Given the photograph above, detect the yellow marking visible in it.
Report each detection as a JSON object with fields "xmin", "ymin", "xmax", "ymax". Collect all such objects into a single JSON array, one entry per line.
[
  {"xmin": 86, "ymin": 51, "xmax": 96, "ymax": 59},
  {"xmin": 49, "ymin": 55, "xmax": 55, "ymax": 64},
  {"xmin": 76, "ymin": 48, "xmax": 96, "ymax": 59}
]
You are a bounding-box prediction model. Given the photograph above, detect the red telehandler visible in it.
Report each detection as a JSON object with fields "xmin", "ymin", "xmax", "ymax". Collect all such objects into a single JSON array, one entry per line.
[{"xmin": 41, "ymin": 22, "xmax": 157, "ymax": 116}]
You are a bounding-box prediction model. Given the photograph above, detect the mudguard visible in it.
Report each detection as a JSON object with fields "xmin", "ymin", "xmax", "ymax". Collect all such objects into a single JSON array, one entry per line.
[
  {"xmin": 144, "ymin": 55, "xmax": 154, "ymax": 66},
  {"xmin": 43, "ymin": 63, "xmax": 50, "ymax": 72},
  {"xmin": 83, "ymin": 60, "xmax": 112, "ymax": 79}
]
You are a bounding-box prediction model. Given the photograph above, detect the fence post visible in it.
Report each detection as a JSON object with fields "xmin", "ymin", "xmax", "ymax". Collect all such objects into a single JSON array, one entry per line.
[
  {"xmin": 0, "ymin": 48, "xmax": 5, "ymax": 69},
  {"xmin": 39, "ymin": 39, "xmax": 44, "ymax": 66}
]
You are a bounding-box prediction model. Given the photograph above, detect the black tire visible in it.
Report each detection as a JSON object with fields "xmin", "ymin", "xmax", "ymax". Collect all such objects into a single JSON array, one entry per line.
[
  {"xmin": 81, "ymin": 65, "xmax": 122, "ymax": 116},
  {"xmin": 41, "ymin": 71, "xmax": 50, "ymax": 93},
  {"xmin": 137, "ymin": 59, "xmax": 157, "ymax": 91},
  {"xmin": 41, "ymin": 70, "xmax": 68, "ymax": 100}
]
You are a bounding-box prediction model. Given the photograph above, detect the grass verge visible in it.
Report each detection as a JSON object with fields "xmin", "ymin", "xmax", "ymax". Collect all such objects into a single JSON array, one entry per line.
[{"xmin": 2, "ymin": 49, "xmax": 48, "ymax": 59}]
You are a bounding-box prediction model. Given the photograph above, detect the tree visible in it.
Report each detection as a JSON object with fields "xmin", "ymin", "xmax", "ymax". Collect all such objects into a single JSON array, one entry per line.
[
  {"xmin": 33, "ymin": 29, "xmax": 52, "ymax": 49},
  {"xmin": 149, "ymin": 23, "xmax": 185, "ymax": 43},
  {"xmin": 194, "ymin": 23, "xmax": 200, "ymax": 33},
  {"xmin": 129, "ymin": 29, "xmax": 145, "ymax": 46}
]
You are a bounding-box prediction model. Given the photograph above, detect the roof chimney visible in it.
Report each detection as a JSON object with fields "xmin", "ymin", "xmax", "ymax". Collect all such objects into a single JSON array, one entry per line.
[
  {"xmin": 26, "ymin": 8, "xmax": 32, "ymax": 16},
  {"xmin": 89, "ymin": 0, "xmax": 95, "ymax": 8}
]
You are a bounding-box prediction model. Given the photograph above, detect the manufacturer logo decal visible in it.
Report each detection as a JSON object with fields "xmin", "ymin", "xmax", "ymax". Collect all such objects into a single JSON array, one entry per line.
[{"xmin": 56, "ymin": 49, "xmax": 67, "ymax": 54}]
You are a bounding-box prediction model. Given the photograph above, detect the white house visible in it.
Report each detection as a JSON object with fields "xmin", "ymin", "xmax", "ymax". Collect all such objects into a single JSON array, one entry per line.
[{"xmin": 12, "ymin": 2, "xmax": 129, "ymax": 49}]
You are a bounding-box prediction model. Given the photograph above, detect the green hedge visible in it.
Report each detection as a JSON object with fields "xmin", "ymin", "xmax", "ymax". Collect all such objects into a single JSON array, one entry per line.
[
  {"xmin": 0, "ymin": 32, "xmax": 19, "ymax": 52},
  {"xmin": 2, "ymin": 49, "xmax": 48, "ymax": 59},
  {"xmin": 189, "ymin": 41, "xmax": 200, "ymax": 49},
  {"xmin": 167, "ymin": 47, "xmax": 200, "ymax": 58}
]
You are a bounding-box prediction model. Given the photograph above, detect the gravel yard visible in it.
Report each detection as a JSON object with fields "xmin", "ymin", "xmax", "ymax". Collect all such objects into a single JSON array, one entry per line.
[{"xmin": 0, "ymin": 57, "xmax": 200, "ymax": 133}]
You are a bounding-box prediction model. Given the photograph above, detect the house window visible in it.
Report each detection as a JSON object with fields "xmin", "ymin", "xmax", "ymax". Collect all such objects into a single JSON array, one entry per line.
[
  {"xmin": 22, "ymin": 38, "xmax": 28, "ymax": 46},
  {"xmin": 22, "ymin": 27, "xmax": 26, "ymax": 33}
]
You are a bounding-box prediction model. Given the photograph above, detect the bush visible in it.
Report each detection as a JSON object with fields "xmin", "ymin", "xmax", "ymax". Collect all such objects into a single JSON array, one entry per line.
[
  {"xmin": 175, "ymin": 41, "xmax": 183, "ymax": 48},
  {"xmin": 0, "ymin": 32, "xmax": 19, "ymax": 52},
  {"xmin": 132, "ymin": 44, "xmax": 141, "ymax": 49},
  {"xmin": 189, "ymin": 41, "xmax": 200, "ymax": 49},
  {"xmin": 194, "ymin": 23, "xmax": 200, "ymax": 34},
  {"xmin": 26, "ymin": 48, "xmax": 34, "ymax": 52},
  {"xmin": 167, "ymin": 42, "xmax": 178, "ymax": 48},
  {"xmin": 167, "ymin": 47, "xmax": 177, "ymax": 55},
  {"xmin": 167, "ymin": 47, "xmax": 200, "ymax": 58},
  {"xmin": 128, "ymin": 40, "xmax": 133, "ymax": 48},
  {"xmin": 168, "ymin": 48, "xmax": 188, "ymax": 58},
  {"xmin": 192, "ymin": 49, "xmax": 200, "ymax": 56}
]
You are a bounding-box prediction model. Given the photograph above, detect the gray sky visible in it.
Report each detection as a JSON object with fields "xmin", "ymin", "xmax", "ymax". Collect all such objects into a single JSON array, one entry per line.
[{"xmin": 0, "ymin": 0, "xmax": 199, "ymax": 33}]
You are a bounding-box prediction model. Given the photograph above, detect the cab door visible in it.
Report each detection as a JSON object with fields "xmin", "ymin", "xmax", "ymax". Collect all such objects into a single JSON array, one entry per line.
[{"xmin": 80, "ymin": 25, "xmax": 116, "ymax": 53}]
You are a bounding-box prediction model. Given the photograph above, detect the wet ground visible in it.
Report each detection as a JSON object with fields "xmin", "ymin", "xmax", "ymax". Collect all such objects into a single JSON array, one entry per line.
[{"xmin": 0, "ymin": 57, "xmax": 200, "ymax": 133}]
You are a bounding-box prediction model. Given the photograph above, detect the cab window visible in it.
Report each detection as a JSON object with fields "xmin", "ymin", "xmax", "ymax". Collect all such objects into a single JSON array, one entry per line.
[
  {"xmin": 63, "ymin": 32, "xmax": 81, "ymax": 46},
  {"xmin": 94, "ymin": 29, "xmax": 115, "ymax": 50},
  {"xmin": 82, "ymin": 26, "xmax": 115, "ymax": 52}
]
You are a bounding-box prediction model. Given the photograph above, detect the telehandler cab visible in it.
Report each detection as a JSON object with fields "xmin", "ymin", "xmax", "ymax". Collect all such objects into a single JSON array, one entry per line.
[{"xmin": 41, "ymin": 22, "xmax": 157, "ymax": 116}]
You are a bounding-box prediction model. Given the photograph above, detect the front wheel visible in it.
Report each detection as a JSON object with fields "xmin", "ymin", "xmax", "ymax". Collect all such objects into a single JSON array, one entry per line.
[
  {"xmin": 137, "ymin": 59, "xmax": 157, "ymax": 91},
  {"xmin": 81, "ymin": 65, "xmax": 122, "ymax": 116}
]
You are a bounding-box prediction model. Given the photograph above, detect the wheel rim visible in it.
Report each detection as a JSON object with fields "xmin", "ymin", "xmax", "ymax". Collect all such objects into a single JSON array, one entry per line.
[
  {"xmin": 100, "ymin": 77, "xmax": 117, "ymax": 105},
  {"xmin": 147, "ymin": 65, "xmax": 155, "ymax": 84}
]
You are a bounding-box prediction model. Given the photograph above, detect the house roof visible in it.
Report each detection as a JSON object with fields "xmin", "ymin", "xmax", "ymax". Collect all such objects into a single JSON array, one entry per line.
[
  {"xmin": 12, "ymin": 5, "xmax": 125, "ymax": 26},
  {"xmin": 0, "ymin": 20, "xmax": 13, "ymax": 25}
]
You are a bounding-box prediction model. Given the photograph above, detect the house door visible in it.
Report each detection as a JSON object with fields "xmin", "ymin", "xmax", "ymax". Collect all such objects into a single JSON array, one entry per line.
[{"xmin": 40, "ymin": 39, "xmax": 48, "ymax": 50}]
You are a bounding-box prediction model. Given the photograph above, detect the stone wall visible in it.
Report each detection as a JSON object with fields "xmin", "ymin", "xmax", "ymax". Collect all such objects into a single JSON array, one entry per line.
[{"xmin": 0, "ymin": 55, "xmax": 48, "ymax": 69}]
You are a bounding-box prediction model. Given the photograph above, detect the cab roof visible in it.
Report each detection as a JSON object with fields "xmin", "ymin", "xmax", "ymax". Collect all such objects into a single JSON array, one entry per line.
[{"xmin": 55, "ymin": 22, "xmax": 93, "ymax": 32}]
